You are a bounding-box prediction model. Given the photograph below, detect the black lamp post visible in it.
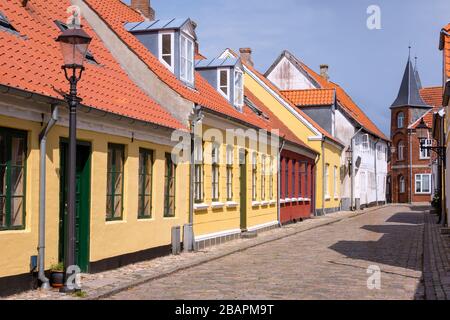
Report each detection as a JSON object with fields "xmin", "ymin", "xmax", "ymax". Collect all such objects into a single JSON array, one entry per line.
[
  {"xmin": 56, "ymin": 26, "xmax": 91, "ymax": 293},
  {"xmin": 416, "ymin": 118, "xmax": 446, "ymax": 162}
]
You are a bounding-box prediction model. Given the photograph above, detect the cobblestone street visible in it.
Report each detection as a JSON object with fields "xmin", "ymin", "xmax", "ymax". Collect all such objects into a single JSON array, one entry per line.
[{"xmin": 109, "ymin": 206, "xmax": 429, "ymax": 300}]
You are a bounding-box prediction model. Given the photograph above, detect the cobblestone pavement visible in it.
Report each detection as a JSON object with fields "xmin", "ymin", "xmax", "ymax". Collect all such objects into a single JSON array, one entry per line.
[{"xmin": 110, "ymin": 205, "xmax": 426, "ymax": 300}]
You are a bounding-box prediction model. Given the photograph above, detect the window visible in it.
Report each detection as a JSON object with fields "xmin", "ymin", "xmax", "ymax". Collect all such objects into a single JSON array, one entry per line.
[
  {"xmin": 415, "ymin": 174, "xmax": 431, "ymax": 194},
  {"xmin": 234, "ymin": 68, "xmax": 244, "ymax": 108},
  {"xmin": 269, "ymin": 157, "xmax": 274, "ymax": 200},
  {"xmin": 180, "ymin": 34, "xmax": 194, "ymax": 84},
  {"xmin": 226, "ymin": 145, "xmax": 233, "ymax": 201},
  {"xmin": 252, "ymin": 152, "xmax": 257, "ymax": 201},
  {"xmin": 291, "ymin": 160, "xmax": 296, "ymax": 199},
  {"xmin": 334, "ymin": 166, "xmax": 338, "ymax": 198},
  {"xmin": 194, "ymin": 142, "xmax": 204, "ymax": 203},
  {"xmin": 397, "ymin": 112, "xmax": 405, "ymax": 129},
  {"xmin": 218, "ymin": 69, "xmax": 229, "ymax": 98},
  {"xmin": 361, "ymin": 134, "xmax": 369, "ymax": 152},
  {"xmin": 420, "ymin": 139, "xmax": 432, "ymax": 159},
  {"xmin": 298, "ymin": 162, "xmax": 305, "ymax": 198},
  {"xmin": 106, "ymin": 144, "xmax": 124, "ymax": 221},
  {"xmin": 212, "ymin": 144, "xmax": 220, "ymax": 201},
  {"xmin": 377, "ymin": 145, "xmax": 383, "ymax": 160},
  {"xmin": 261, "ymin": 155, "xmax": 266, "ymax": 201},
  {"xmin": 138, "ymin": 149, "xmax": 153, "ymax": 219},
  {"xmin": 164, "ymin": 153, "xmax": 176, "ymax": 217},
  {"xmin": 399, "ymin": 176, "xmax": 405, "ymax": 194},
  {"xmin": 159, "ymin": 32, "xmax": 174, "ymax": 71},
  {"xmin": 284, "ymin": 158, "xmax": 289, "ymax": 199},
  {"xmin": 0, "ymin": 128, "xmax": 26, "ymax": 230},
  {"xmin": 0, "ymin": 11, "xmax": 17, "ymax": 32},
  {"xmin": 324, "ymin": 164, "xmax": 330, "ymax": 197},
  {"xmin": 397, "ymin": 141, "xmax": 405, "ymax": 161}
]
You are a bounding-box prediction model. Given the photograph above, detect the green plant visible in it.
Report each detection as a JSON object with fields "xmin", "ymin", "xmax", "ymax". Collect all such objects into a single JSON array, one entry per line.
[
  {"xmin": 49, "ymin": 262, "xmax": 64, "ymax": 272},
  {"xmin": 431, "ymin": 191, "xmax": 442, "ymax": 211},
  {"xmin": 73, "ymin": 290, "xmax": 87, "ymax": 298}
]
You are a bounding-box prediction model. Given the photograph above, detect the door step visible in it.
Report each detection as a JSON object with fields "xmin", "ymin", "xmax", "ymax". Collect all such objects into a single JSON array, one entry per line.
[{"xmin": 241, "ymin": 231, "xmax": 258, "ymax": 239}]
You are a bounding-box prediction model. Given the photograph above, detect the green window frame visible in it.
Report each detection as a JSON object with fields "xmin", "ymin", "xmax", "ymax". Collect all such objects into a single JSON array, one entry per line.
[
  {"xmin": 138, "ymin": 148, "xmax": 153, "ymax": 219},
  {"xmin": 164, "ymin": 153, "xmax": 176, "ymax": 217},
  {"xmin": 211, "ymin": 144, "xmax": 220, "ymax": 202},
  {"xmin": 194, "ymin": 142, "xmax": 204, "ymax": 203},
  {"xmin": 0, "ymin": 128, "xmax": 27, "ymax": 231},
  {"xmin": 106, "ymin": 143, "xmax": 125, "ymax": 221}
]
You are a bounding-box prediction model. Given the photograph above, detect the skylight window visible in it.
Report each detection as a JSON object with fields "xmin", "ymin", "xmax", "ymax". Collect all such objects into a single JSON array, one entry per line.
[
  {"xmin": 218, "ymin": 69, "xmax": 229, "ymax": 98},
  {"xmin": 180, "ymin": 34, "xmax": 194, "ymax": 84},
  {"xmin": 234, "ymin": 68, "xmax": 244, "ymax": 108},
  {"xmin": 159, "ymin": 32, "xmax": 174, "ymax": 71},
  {"xmin": 54, "ymin": 20, "xmax": 98, "ymax": 64},
  {"xmin": 0, "ymin": 11, "xmax": 17, "ymax": 32}
]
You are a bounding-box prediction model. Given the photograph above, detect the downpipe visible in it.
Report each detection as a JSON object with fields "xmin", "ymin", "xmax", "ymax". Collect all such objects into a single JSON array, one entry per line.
[
  {"xmin": 38, "ymin": 105, "xmax": 59, "ymax": 289},
  {"xmin": 277, "ymin": 138, "xmax": 286, "ymax": 227},
  {"xmin": 350, "ymin": 128, "xmax": 363, "ymax": 211}
]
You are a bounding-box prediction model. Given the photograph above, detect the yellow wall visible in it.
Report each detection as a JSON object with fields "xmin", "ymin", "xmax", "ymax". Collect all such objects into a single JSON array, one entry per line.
[
  {"xmin": 244, "ymin": 73, "xmax": 342, "ymax": 212},
  {"xmin": 0, "ymin": 113, "xmax": 188, "ymax": 278},
  {"xmin": 193, "ymin": 124, "xmax": 278, "ymax": 236}
]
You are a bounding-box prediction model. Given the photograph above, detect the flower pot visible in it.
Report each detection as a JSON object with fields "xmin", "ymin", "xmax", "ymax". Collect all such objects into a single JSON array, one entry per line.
[{"xmin": 50, "ymin": 271, "xmax": 64, "ymax": 288}]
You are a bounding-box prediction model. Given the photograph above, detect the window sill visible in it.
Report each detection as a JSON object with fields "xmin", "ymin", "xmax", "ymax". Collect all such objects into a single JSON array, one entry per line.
[
  {"xmin": 334, "ymin": 195, "xmax": 340, "ymax": 200},
  {"xmin": 194, "ymin": 203, "xmax": 209, "ymax": 211},
  {"xmin": 269, "ymin": 200, "xmax": 277, "ymax": 205},
  {"xmin": 226, "ymin": 201, "xmax": 239, "ymax": 208},
  {"xmin": 260, "ymin": 201, "xmax": 269, "ymax": 206},
  {"xmin": 280, "ymin": 199, "xmax": 286, "ymax": 204},
  {"xmin": 284, "ymin": 198, "xmax": 292, "ymax": 203},
  {"xmin": 303, "ymin": 198, "xmax": 311, "ymax": 202},
  {"xmin": 324, "ymin": 196, "xmax": 331, "ymax": 201},
  {"xmin": 106, "ymin": 219, "xmax": 125, "ymax": 225},
  {"xmin": 211, "ymin": 202, "xmax": 225, "ymax": 209},
  {"xmin": 252, "ymin": 201, "xmax": 261, "ymax": 207},
  {"xmin": 137, "ymin": 217, "xmax": 153, "ymax": 221}
]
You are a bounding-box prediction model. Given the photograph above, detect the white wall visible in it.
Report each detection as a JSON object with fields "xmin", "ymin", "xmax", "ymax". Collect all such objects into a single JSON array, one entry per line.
[{"xmin": 266, "ymin": 56, "xmax": 316, "ymax": 90}]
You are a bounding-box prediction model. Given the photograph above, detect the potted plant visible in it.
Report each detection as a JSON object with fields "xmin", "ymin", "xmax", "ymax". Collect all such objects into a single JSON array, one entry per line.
[{"xmin": 49, "ymin": 262, "xmax": 64, "ymax": 288}]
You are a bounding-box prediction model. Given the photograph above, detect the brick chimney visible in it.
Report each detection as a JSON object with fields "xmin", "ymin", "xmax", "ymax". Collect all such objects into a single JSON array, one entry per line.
[
  {"xmin": 320, "ymin": 64, "xmax": 329, "ymax": 81},
  {"xmin": 239, "ymin": 48, "xmax": 254, "ymax": 67},
  {"xmin": 131, "ymin": 0, "xmax": 155, "ymax": 20}
]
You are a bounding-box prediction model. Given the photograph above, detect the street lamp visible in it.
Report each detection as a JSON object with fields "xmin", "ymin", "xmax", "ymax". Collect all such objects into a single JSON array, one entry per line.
[
  {"xmin": 416, "ymin": 118, "xmax": 446, "ymax": 162},
  {"xmin": 345, "ymin": 147, "xmax": 352, "ymax": 177},
  {"xmin": 56, "ymin": 25, "xmax": 91, "ymax": 293}
]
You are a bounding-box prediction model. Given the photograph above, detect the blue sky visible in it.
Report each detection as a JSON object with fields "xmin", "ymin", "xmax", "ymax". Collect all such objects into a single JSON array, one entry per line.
[{"xmin": 122, "ymin": 0, "xmax": 449, "ymax": 136}]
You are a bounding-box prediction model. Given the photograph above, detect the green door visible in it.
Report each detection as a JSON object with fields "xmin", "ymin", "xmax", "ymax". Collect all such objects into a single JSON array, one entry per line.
[
  {"xmin": 59, "ymin": 140, "xmax": 91, "ymax": 272},
  {"xmin": 239, "ymin": 149, "xmax": 247, "ymax": 231}
]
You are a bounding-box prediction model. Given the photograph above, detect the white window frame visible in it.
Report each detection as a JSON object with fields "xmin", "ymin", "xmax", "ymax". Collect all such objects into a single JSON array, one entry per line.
[
  {"xmin": 226, "ymin": 145, "xmax": 234, "ymax": 201},
  {"xmin": 234, "ymin": 67, "xmax": 244, "ymax": 109},
  {"xmin": 325, "ymin": 164, "xmax": 330, "ymax": 198},
  {"xmin": 217, "ymin": 68, "xmax": 230, "ymax": 99},
  {"xmin": 361, "ymin": 134, "xmax": 369, "ymax": 152},
  {"xmin": 415, "ymin": 174, "xmax": 432, "ymax": 194},
  {"xmin": 397, "ymin": 112, "xmax": 405, "ymax": 129},
  {"xmin": 419, "ymin": 139, "xmax": 432, "ymax": 160},
  {"xmin": 180, "ymin": 33, "xmax": 194, "ymax": 84},
  {"xmin": 158, "ymin": 32, "xmax": 174, "ymax": 72}
]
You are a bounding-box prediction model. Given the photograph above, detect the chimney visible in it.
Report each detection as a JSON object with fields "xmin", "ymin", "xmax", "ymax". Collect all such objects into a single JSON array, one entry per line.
[
  {"xmin": 131, "ymin": 0, "xmax": 155, "ymax": 20},
  {"xmin": 320, "ymin": 64, "xmax": 329, "ymax": 81},
  {"xmin": 239, "ymin": 48, "xmax": 254, "ymax": 67}
]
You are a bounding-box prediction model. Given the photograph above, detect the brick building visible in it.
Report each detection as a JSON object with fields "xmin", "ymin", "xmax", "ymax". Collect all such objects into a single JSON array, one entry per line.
[{"xmin": 390, "ymin": 55, "xmax": 443, "ymax": 203}]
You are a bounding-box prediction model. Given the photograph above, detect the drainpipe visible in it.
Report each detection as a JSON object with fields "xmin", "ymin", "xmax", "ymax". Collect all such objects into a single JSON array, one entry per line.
[
  {"xmin": 186, "ymin": 105, "xmax": 203, "ymax": 252},
  {"xmin": 277, "ymin": 138, "xmax": 286, "ymax": 227},
  {"xmin": 321, "ymin": 136, "xmax": 326, "ymax": 215},
  {"xmin": 374, "ymin": 139, "xmax": 380, "ymax": 206},
  {"xmin": 313, "ymin": 153, "xmax": 320, "ymax": 216},
  {"xmin": 409, "ymin": 129, "xmax": 413, "ymax": 204},
  {"xmin": 38, "ymin": 105, "xmax": 59, "ymax": 290},
  {"xmin": 350, "ymin": 128, "xmax": 364, "ymax": 211}
]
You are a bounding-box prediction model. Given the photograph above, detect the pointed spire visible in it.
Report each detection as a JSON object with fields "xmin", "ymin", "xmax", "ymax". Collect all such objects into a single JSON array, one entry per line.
[{"xmin": 391, "ymin": 53, "xmax": 428, "ymax": 108}]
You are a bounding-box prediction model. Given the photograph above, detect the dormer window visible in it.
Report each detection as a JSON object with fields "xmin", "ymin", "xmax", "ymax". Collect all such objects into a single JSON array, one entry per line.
[
  {"xmin": 234, "ymin": 68, "xmax": 244, "ymax": 109},
  {"xmin": 159, "ymin": 32, "xmax": 174, "ymax": 71},
  {"xmin": 218, "ymin": 69, "xmax": 230, "ymax": 98},
  {"xmin": 0, "ymin": 11, "xmax": 17, "ymax": 32},
  {"xmin": 180, "ymin": 34, "xmax": 194, "ymax": 84}
]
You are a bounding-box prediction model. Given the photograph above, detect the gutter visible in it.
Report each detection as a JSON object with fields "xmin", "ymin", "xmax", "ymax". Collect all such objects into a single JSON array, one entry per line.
[
  {"xmin": 38, "ymin": 104, "xmax": 59, "ymax": 290},
  {"xmin": 277, "ymin": 138, "xmax": 286, "ymax": 226},
  {"xmin": 409, "ymin": 128, "xmax": 413, "ymax": 204},
  {"xmin": 374, "ymin": 139, "xmax": 380, "ymax": 206},
  {"xmin": 321, "ymin": 136, "xmax": 326, "ymax": 215},
  {"xmin": 350, "ymin": 128, "xmax": 364, "ymax": 210}
]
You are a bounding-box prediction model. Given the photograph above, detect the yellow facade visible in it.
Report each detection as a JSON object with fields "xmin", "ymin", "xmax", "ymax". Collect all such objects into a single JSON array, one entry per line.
[
  {"xmin": 244, "ymin": 73, "xmax": 342, "ymax": 213},
  {"xmin": 0, "ymin": 113, "xmax": 188, "ymax": 279}
]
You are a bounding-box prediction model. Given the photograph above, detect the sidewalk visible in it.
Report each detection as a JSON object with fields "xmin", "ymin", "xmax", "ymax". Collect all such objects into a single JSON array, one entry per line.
[{"xmin": 5, "ymin": 206, "xmax": 385, "ymax": 300}]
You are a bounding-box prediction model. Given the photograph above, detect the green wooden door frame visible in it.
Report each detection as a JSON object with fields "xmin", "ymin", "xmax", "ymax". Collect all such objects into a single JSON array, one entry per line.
[
  {"xmin": 239, "ymin": 149, "xmax": 247, "ymax": 231},
  {"xmin": 59, "ymin": 139, "xmax": 91, "ymax": 273}
]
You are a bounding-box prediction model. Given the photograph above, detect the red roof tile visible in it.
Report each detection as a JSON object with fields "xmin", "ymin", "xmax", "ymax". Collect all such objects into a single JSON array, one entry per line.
[
  {"xmin": 298, "ymin": 62, "xmax": 389, "ymax": 141},
  {"xmin": 419, "ymin": 86, "xmax": 443, "ymax": 107},
  {"xmin": 409, "ymin": 106, "xmax": 442, "ymax": 129},
  {"xmin": 280, "ymin": 89, "xmax": 335, "ymax": 107},
  {"xmin": 0, "ymin": 0, "xmax": 184, "ymax": 130},
  {"xmin": 442, "ymin": 24, "xmax": 450, "ymax": 80}
]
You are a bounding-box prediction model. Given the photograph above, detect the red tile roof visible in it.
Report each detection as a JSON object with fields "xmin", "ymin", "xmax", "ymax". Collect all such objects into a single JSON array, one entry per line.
[
  {"xmin": 83, "ymin": 0, "xmax": 280, "ymax": 134},
  {"xmin": 280, "ymin": 89, "xmax": 335, "ymax": 107},
  {"xmin": 244, "ymin": 89, "xmax": 317, "ymax": 154},
  {"xmin": 419, "ymin": 86, "xmax": 443, "ymax": 107},
  {"xmin": 0, "ymin": 0, "xmax": 184, "ymax": 130},
  {"xmin": 442, "ymin": 24, "xmax": 450, "ymax": 80},
  {"xmin": 409, "ymin": 107, "xmax": 442, "ymax": 129},
  {"xmin": 299, "ymin": 62, "xmax": 389, "ymax": 141}
]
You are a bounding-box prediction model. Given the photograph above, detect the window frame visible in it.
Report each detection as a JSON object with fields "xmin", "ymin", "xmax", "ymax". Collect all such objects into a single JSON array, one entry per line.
[
  {"xmin": 415, "ymin": 174, "xmax": 432, "ymax": 194},
  {"xmin": 269, "ymin": 157, "xmax": 274, "ymax": 200},
  {"xmin": 226, "ymin": 145, "xmax": 233, "ymax": 201},
  {"xmin": 291, "ymin": 160, "xmax": 296, "ymax": 199},
  {"xmin": 234, "ymin": 68, "xmax": 244, "ymax": 109},
  {"xmin": 180, "ymin": 33, "xmax": 194, "ymax": 84},
  {"xmin": 397, "ymin": 141, "xmax": 405, "ymax": 161},
  {"xmin": 252, "ymin": 152, "xmax": 258, "ymax": 201},
  {"xmin": 361, "ymin": 134, "xmax": 369, "ymax": 152},
  {"xmin": 284, "ymin": 158, "xmax": 289, "ymax": 199},
  {"xmin": 211, "ymin": 143, "xmax": 220, "ymax": 202},
  {"xmin": 194, "ymin": 141, "xmax": 204, "ymax": 203},
  {"xmin": 261, "ymin": 155, "xmax": 266, "ymax": 201},
  {"xmin": 324, "ymin": 164, "xmax": 330, "ymax": 198},
  {"xmin": 106, "ymin": 143, "xmax": 125, "ymax": 221},
  {"xmin": 164, "ymin": 153, "xmax": 177, "ymax": 218},
  {"xmin": 138, "ymin": 148, "xmax": 154, "ymax": 219},
  {"xmin": 0, "ymin": 127, "xmax": 27, "ymax": 231},
  {"xmin": 334, "ymin": 165, "xmax": 339, "ymax": 198},
  {"xmin": 159, "ymin": 31, "xmax": 175, "ymax": 72},
  {"xmin": 217, "ymin": 68, "xmax": 230, "ymax": 99},
  {"xmin": 397, "ymin": 112, "xmax": 405, "ymax": 129},
  {"xmin": 419, "ymin": 139, "xmax": 432, "ymax": 160},
  {"xmin": 399, "ymin": 176, "xmax": 405, "ymax": 194}
]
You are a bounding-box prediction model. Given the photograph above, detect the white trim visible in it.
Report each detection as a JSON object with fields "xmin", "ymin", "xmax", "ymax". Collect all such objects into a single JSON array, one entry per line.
[
  {"xmin": 180, "ymin": 33, "xmax": 194, "ymax": 84},
  {"xmin": 414, "ymin": 173, "xmax": 432, "ymax": 194},
  {"xmin": 217, "ymin": 68, "xmax": 230, "ymax": 99},
  {"xmin": 226, "ymin": 201, "xmax": 238, "ymax": 208},
  {"xmin": 211, "ymin": 202, "xmax": 225, "ymax": 209},
  {"xmin": 195, "ymin": 228, "xmax": 241, "ymax": 242},
  {"xmin": 252, "ymin": 201, "xmax": 261, "ymax": 207},
  {"xmin": 280, "ymin": 199, "xmax": 286, "ymax": 204},
  {"xmin": 247, "ymin": 221, "xmax": 279, "ymax": 232},
  {"xmin": 260, "ymin": 201, "xmax": 269, "ymax": 206},
  {"xmin": 304, "ymin": 198, "xmax": 311, "ymax": 202},
  {"xmin": 158, "ymin": 31, "xmax": 174, "ymax": 73},
  {"xmin": 234, "ymin": 67, "xmax": 244, "ymax": 110},
  {"xmin": 194, "ymin": 203, "xmax": 209, "ymax": 211}
]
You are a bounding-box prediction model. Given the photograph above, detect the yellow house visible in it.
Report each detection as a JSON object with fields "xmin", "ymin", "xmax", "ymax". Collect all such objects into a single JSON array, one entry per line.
[{"xmin": 220, "ymin": 49, "xmax": 344, "ymax": 215}]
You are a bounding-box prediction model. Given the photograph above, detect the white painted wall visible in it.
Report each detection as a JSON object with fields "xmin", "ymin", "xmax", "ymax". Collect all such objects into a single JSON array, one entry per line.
[{"xmin": 266, "ymin": 56, "xmax": 316, "ymax": 90}]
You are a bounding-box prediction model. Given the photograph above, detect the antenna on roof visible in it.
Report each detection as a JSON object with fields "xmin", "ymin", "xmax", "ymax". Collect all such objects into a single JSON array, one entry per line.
[
  {"xmin": 414, "ymin": 56, "xmax": 418, "ymax": 69},
  {"xmin": 408, "ymin": 44, "xmax": 411, "ymax": 59}
]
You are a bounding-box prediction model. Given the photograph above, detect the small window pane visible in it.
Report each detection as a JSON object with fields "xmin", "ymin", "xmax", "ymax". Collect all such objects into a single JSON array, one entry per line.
[
  {"xmin": 11, "ymin": 136, "xmax": 25, "ymax": 166},
  {"xmin": 11, "ymin": 197, "xmax": 23, "ymax": 227},
  {"xmin": 0, "ymin": 197, "xmax": 5, "ymax": 227},
  {"xmin": 11, "ymin": 167, "xmax": 24, "ymax": 196}
]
